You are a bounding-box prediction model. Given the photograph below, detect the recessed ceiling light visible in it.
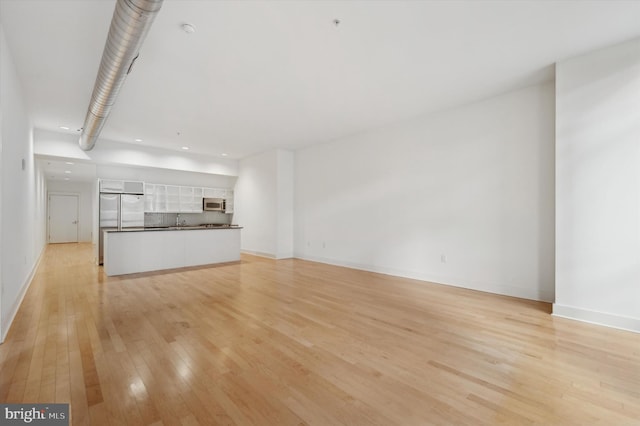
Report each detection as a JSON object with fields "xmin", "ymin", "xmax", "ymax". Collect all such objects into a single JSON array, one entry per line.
[
  {"xmin": 65, "ymin": 161, "xmax": 74, "ymax": 165},
  {"xmin": 181, "ymin": 146, "xmax": 189, "ymax": 150},
  {"xmin": 64, "ymin": 170, "xmax": 72, "ymax": 174},
  {"xmin": 59, "ymin": 126, "xmax": 70, "ymax": 130},
  {"xmin": 135, "ymin": 138, "xmax": 143, "ymax": 142},
  {"xmin": 221, "ymin": 153, "xmax": 228, "ymax": 157},
  {"xmin": 182, "ymin": 23, "xmax": 196, "ymax": 34}
]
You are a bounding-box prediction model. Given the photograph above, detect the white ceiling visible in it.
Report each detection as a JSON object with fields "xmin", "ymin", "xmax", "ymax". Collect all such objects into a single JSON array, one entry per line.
[
  {"xmin": 38, "ymin": 158, "xmax": 97, "ymax": 182},
  {"xmin": 2, "ymin": 0, "xmax": 640, "ymax": 159}
]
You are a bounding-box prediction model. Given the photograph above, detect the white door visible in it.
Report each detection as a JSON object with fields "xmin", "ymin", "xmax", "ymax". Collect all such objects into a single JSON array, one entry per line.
[{"xmin": 49, "ymin": 194, "xmax": 79, "ymax": 243}]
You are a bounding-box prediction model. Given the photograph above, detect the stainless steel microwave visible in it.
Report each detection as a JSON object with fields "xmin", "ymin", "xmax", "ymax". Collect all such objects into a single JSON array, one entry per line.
[{"xmin": 203, "ymin": 198, "xmax": 226, "ymax": 212}]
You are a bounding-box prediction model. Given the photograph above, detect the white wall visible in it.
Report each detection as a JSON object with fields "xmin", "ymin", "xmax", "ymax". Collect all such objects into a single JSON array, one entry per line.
[
  {"xmin": 295, "ymin": 82, "xmax": 556, "ymax": 302},
  {"xmin": 235, "ymin": 149, "xmax": 294, "ymax": 258},
  {"xmin": 0, "ymin": 27, "xmax": 4, "ymax": 339},
  {"xmin": 235, "ymin": 150, "xmax": 277, "ymax": 257},
  {"xmin": 277, "ymin": 150, "xmax": 294, "ymax": 258},
  {"xmin": 33, "ymin": 163, "xmax": 47, "ymax": 265},
  {"xmin": 0, "ymin": 25, "xmax": 48, "ymax": 342},
  {"xmin": 47, "ymin": 180, "xmax": 94, "ymax": 242},
  {"xmin": 95, "ymin": 164, "xmax": 237, "ymax": 188},
  {"xmin": 554, "ymin": 38, "xmax": 640, "ymax": 332}
]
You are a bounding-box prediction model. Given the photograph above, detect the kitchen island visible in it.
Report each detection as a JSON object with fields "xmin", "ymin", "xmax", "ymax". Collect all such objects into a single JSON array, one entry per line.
[{"xmin": 103, "ymin": 226, "xmax": 241, "ymax": 276}]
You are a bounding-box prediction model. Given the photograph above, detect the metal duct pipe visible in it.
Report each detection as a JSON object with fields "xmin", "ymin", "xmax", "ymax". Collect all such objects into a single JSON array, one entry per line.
[{"xmin": 79, "ymin": 0, "xmax": 163, "ymax": 151}]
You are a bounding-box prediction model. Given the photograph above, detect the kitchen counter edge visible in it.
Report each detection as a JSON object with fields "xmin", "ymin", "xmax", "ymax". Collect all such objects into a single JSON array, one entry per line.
[{"xmin": 104, "ymin": 226, "xmax": 243, "ymax": 233}]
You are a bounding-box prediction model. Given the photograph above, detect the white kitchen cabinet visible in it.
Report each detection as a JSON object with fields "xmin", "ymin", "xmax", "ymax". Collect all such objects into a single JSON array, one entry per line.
[
  {"xmin": 144, "ymin": 184, "xmax": 229, "ymax": 213},
  {"xmin": 179, "ymin": 186, "xmax": 203, "ymax": 213},
  {"xmin": 123, "ymin": 181, "xmax": 144, "ymax": 194},
  {"xmin": 100, "ymin": 180, "xmax": 125, "ymax": 193},
  {"xmin": 192, "ymin": 187, "xmax": 204, "ymax": 212},
  {"xmin": 100, "ymin": 180, "xmax": 144, "ymax": 194},
  {"xmin": 179, "ymin": 186, "xmax": 193, "ymax": 212},
  {"xmin": 154, "ymin": 185, "xmax": 168, "ymax": 212},
  {"xmin": 224, "ymin": 190, "xmax": 234, "ymax": 213},
  {"xmin": 203, "ymin": 187, "xmax": 228, "ymax": 198},
  {"xmin": 144, "ymin": 183, "xmax": 167, "ymax": 212},
  {"xmin": 104, "ymin": 228, "xmax": 241, "ymax": 276},
  {"xmin": 144, "ymin": 183, "xmax": 155, "ymax": 211},
  {"xmin": 166, "ymin": 185, "xmax": 180, "ymax": 212},
  {"xmin": 179, "ymin": 186, "xmax": 194, "ymax": 199}
]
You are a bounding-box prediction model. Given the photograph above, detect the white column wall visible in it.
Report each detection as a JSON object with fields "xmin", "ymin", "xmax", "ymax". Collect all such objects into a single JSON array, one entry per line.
[
  {"xmin": 235, "ymin": 149, "xmax": 294, "ymax": 259},
  {"xmin": 0, "ymin": 27, "xmax": 4, "ymax": 339},
  {"xmin": 235, "ymin": 150, "xmax": 278, "ymax": 257},
  {"xmin": 276, "ymin": 150, "xmax": 294, "ymax": 258},
  {"xmin": 554, "ymin": 37, "xmax": 640, "ymax": 332},
  {"xmin": 0, "ymin": 24, "xmax": 48, "ymax": 342},
  {"xmin": 295, "ymin": 82, "xmax": 556, "ymax": 302}
]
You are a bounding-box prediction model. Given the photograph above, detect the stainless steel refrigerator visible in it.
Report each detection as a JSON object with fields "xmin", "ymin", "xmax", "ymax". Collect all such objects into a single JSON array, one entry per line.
[{"xmin": 99, "ymin": 192, "xmax": 144, "ymax": 264}]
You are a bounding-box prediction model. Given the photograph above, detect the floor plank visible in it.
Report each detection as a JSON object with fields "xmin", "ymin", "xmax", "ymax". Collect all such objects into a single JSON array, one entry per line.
[{"xmin": 1, "ymin": 242, "xmax": 639, "ymax": 425}]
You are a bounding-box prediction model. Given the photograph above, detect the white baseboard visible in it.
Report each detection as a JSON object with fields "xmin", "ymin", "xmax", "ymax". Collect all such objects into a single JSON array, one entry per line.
[
  {"xmin": 294, "ymin": 253, "xmax": 554, "ymax": 303},
  {"xmin": 1, "ymin": 246, "xmax": 45, "ymax": 343},
  {"xmin": 241, "ymin": 249, "xmax": 294, "ymax": 260},
  {"xmin": 241, "ymin": 249, "xmax": 277, "ymax": 259},
  {"xmin": 552, "ymin": 304, "xmax": 640, "ymax": 334}
]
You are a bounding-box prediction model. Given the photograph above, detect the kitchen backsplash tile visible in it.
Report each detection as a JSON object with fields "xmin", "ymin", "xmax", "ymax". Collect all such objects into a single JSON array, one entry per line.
[{"xmin": 144, "ymin": 211, "xmax": 231, "ymax": 227}]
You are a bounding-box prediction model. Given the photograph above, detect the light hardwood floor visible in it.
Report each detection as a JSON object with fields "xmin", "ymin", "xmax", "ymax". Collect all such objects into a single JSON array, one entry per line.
[{"xmin": 1, "ymin": 243, "xmax": 639, "ymax": 425}]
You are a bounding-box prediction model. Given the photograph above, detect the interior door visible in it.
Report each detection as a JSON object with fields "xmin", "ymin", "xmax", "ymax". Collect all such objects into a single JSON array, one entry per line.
[{"xmin": 49, "ymin": 194, "xmax": 79, "ymax": 243}]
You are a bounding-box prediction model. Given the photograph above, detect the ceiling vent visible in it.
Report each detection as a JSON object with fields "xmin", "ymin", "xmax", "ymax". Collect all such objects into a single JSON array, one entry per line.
[{"xmin": 79, "ymin": 0, "xmax": 164, "ymax": 151}]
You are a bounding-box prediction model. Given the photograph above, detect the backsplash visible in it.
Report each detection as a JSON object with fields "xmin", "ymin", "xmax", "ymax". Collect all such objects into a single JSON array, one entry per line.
[{"xmin": 144, "ymin": 211, "xmax": 232, "ymax": 227}]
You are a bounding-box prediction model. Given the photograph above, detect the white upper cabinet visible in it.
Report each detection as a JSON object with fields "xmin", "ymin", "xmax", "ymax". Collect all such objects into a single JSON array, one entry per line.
[
  {"xmin": 203, "ymin": 187, "xmax": 227, "ymax": 198},
  {"xmin": 99, "ymin": 180, "xmax": 125, "ymax": 193},
  {"xmin": 224, "ymin": 190, "xmax": 234, "ymax": 213},
  {"xmin": 179, "ymin": 186, "xmax": 203, "ymax": 213},
  {"xmin": 143, "ymin": 183, "xmax": 232, "ymax": 213},
  {"xmin": 123, "ymin": 181, "xmax": 144, "ymax": 194},
  {"xmin": 100, "ymin": 180, "xmax": 144, "ymax": 194},
  {"xmin": 149, "ymin": 184, "xmax": 168, "ymax": 212},
  {"xmin": 166, "ymin": 185, "xmax": 180, "ymax": 213},
  {"xmin": 156, "ymin": 185, "xmax": 168, "ymax": 212},
  {"xmin": 144, "ymin": 183, "xmax": 155, "ymax": 211},
  {"xmin": 192, "ymin": 187, "xmax": 204, "ymax": 212}
]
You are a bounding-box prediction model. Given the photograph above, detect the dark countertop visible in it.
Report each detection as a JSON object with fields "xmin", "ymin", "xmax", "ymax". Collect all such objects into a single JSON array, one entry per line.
[{"xmin": 105, "ymin": 225, "xmax": 242, "ymax": 233}]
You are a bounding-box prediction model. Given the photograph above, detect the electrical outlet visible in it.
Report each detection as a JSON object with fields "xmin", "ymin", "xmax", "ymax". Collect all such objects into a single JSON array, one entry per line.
[
  {"xmin": 322, "ymin": 242, "xmax": 326, "ymax": 249},
  {"xmin": 441, "ymin": 254, "xmax": 447, "ymax": 263}
]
